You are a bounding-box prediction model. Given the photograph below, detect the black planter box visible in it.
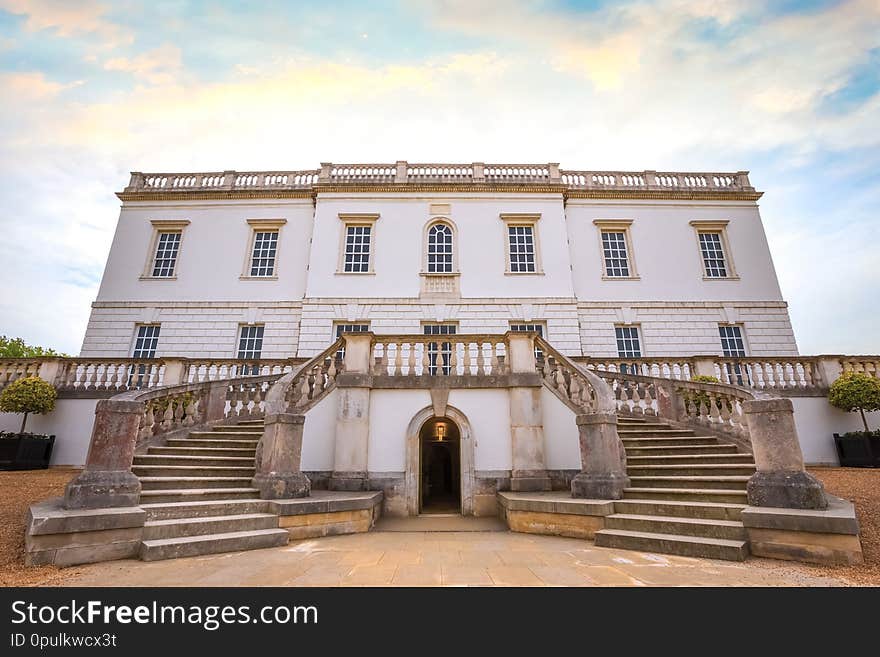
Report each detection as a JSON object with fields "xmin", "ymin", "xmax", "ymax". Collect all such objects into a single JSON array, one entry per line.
[
  {"xmin": 834, "ymin": 433, "xmax": 880, "ymax": 468},
  {"xmin": 0, "ymin": 434, "xmax": 55, "ymax": 470}
]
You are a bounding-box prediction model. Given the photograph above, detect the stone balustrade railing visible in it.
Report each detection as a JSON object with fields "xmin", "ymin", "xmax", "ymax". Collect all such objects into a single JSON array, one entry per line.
[
  {"xmin": 3, "ymin": 354, "xmax": 877, "ymax": 398},
  {"xmin": 535, "ymin": 336, "xmax": 616, "ymax": 415},
  {"xmin": 370, "ymin": 334, "xmax": 508, "ymax": 377},
  {"xmin": 119, "ymin": 163, "xmax": 756, "ymax": 194},
  {"xmin": 0, "ymin": 357, "xmax": 305, "ymax": 395}
]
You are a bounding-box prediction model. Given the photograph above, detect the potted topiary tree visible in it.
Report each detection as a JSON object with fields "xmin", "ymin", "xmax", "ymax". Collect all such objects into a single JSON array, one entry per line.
[
  {"xmin": 828, "ymin": 372, "xmax": 880, "ymax": 467},
  {"xmin": 0, "ymin": 376, "xmax": 57, "ymax": 470}
]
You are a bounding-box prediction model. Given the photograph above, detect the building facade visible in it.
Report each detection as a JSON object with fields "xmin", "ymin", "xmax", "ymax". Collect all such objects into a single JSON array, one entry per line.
[{"xmin": 81, "ymin": 163, "xmax": 797, "ymax": 364}]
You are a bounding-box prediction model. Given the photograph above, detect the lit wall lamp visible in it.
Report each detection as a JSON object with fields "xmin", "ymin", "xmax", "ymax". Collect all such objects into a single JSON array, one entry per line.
[{"xmin": 433, "ymin": 422, "xmax": 447, "ymax": 441}]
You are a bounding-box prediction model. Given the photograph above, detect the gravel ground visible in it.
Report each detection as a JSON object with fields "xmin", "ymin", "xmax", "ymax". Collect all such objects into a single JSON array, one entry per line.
[
  {"xmin": 0, "ymin": 468, "xmax": 83, "ymax": 586},
  {"xmin": 1, "ymin": 467, "xmax": 877, "ymax": 586}
]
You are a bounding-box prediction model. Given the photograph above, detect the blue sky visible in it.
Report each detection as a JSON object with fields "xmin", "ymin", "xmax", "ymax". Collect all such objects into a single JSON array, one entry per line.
[{"xmin": 0, "ymin": 0, "xmax": 878, "ymax": 355}]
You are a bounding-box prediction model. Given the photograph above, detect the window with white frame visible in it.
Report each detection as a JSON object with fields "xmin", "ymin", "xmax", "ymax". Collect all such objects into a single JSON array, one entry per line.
[
  {"xmin": 237, "ymin": 325, "xmax": 264, "ymax": 360},
  {"xmin": 615, "ymin": 326, "xmax": 642, "ymax": 358},
  {"xmin": 698, "ymin": 232, "xmax": 728, "ymax": 278},
  {"xmin": 719, "ymin": 325, "xmax": 746, "ymax": 357},
  {"xmin": 424, "ymin": 324, "xmax": 456, "ymax": 375},
  {"xmin": 129, "ymin": 324, "xmax": 160, "ymax": 387},
  {"xmin": 132, "ymin": 325, "xmax": 160, "ymax": 358},
  {"xmin": 601, "ymin": 231, "xmax": 631, "ymax": 277},
  {"xmin": 719, "ymin": 324, "xmax": 749, "ymax": 385},
  {"xmin": 151, "ymin": 232, "xmax": 181, "ymax": 277},
  {"xmin": 334, "ymin": 322, "xmax": 370, "ymax": 360},
  {"xmin": 237, "ymin": 325, "xmax": 264, "ymax": 375},
  {"xmin": 507, "ymin": 225, "xmax": 536, "ymax": 273},
  {"xmin": 427, "ymin": 223, "xmax": 454, "ymax": 273},
  {"xmin": 249, "ymin": 231, "xmax": 278, "ymax": 277}
]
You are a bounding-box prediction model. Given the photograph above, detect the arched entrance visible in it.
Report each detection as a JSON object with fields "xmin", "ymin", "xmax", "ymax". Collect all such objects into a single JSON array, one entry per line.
[
  {"xmin": 419, "ymin": 417, "xmax": 461, "ymax": 513},
  {"xmin": 405, "ymin": 405, "xmax": 475, "ymax": 516}
]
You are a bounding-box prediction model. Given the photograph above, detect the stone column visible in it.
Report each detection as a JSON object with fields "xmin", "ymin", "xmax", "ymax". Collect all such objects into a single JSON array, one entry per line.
[
  {"xmin": 203, "ymin": 380, "xmax": 230, "ymax": 423},
  {"xmin": 571, "ymin": 413, "xmax": 630, "ymax": 499},
  {"xmin": 745, "ymin": 397, "xmax": 827, "ymax": 509},
  {"xmin": 162, "ymin": 359, "xmax": 187, "ymax": 386},
  {"xmin": 506, "ymin": 332, "xmax": 550, "ymax": 491},
  {"xmin": 692, "ymin": 357, "xmax": 718, "ymax": 379},
  {"xmin": 814, "ymin": 356, "xmax": 842, "ymax": 390},
  {"xmin": 252, "ymin": 413, "xmax": 310, "ymax": 499},
  {"xmin": 36, "ymin": 359, "xmax": 62, "ymax": 387},
  {"xmin": 329, "ymin": 332, "xmax": 373, "ymax": 491},
  {"xmin": 64, "ymin": 399, "xmax": 143, "ymax": 509}
]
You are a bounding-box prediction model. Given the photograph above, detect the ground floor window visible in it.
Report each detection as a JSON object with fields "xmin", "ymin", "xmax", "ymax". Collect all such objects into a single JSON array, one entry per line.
[
  {"xmin": 129, "ymin": 324, "xmax": 160, "ymax": 387},
  {"xmin": 719, "ymin": 324, "xmax": 749, "ymax": 385},
  {"xmin": 237, "ymin": 325, "xmax": 264, "ymax": 375},
  {"xmin": 615, "ymin": 325, "xmax": 642, "ymax": 374},
  {"xmin": 510, "ymin": 322, "xmax": 545, "ymax": 360},
  {"xmin": 334, "ymin": 322, "xmax": 370, "ymax": 360},
  {"xmin": 423, "ymin": 324, "xmax": 457, "ymax": 375}
]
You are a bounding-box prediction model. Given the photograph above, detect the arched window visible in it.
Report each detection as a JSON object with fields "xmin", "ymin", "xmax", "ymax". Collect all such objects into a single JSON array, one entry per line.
[{"xmin": 427, "ymin": 222, "xmax": 454, "ymax": 273}]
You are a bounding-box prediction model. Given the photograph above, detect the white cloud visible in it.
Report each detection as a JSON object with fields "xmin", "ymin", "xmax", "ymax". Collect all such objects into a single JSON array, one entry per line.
[{"xmin": 0, "ymin": 0, "xmax": 132, "ymax": 49}]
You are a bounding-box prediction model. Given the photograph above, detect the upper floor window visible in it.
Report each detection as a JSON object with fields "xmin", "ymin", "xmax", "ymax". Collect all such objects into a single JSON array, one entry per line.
[
  {"xmin": 501, "ymin": 214, "xmax": 542, "ymax": 274},
  {"xmin": 427, "ymin": 222, "xmax": 454, "ymax": 273},
  {"xmin": 338, "ymin": 213, "xmax": 379, "ymax": 274},
  {"xmin": 143, "ymin": 219, "xmax": 189, "ymax": 280},
  {"xmin": 249, "ymin": 231, "xmax": 278, "ymax": 277},
  {"xmin": 691, "ymin": 220, "xmax": 737, "ymax": 279},
  {"xmin": 152, "ymin": 233, "xmax": 180, "ymax": 277},
  {"xmin": 243, "ymin": 218, "xmax": 286, "ymax": 279},
  {"xmin": 601, "ymin": 232, "xmax": 630, "ymax": 277},
  {"xmin": 594, "ymin": 219, "xmax": 637, "ymax": 279}
]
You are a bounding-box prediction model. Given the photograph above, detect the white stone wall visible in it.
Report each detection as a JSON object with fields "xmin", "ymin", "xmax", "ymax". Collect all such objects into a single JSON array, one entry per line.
[
  {"xmin": 80, "ymin": 301, "xmax": 301, "ymax": 358},
  {"xmin": 577, "ymin": 301, "xmax": 798, "ymax": 357},
  {"xmin": 297, "ymin": 298, "xmax": 581, "ymax": 357},
  {"xmin": 541, "ymin": 387, "xmax": 582, "ymax": 470},
  {"xmin": 0, "ymin": 399, "xmax": 99, "ymax": 466}
]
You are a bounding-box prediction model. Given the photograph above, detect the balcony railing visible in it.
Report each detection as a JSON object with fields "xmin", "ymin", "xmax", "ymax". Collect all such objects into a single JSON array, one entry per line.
[{"xmin": 120, "ymin": 163, "xmax": 757, "ymax": 195}]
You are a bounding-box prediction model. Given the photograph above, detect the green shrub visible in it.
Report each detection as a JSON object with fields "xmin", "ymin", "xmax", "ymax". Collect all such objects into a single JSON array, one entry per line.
[
  {"xmin": 828, "ymin": 372, "xmax": 880, "ymax": 433},
  {"xmin": 683, "ymin": 375, "xmax": 723, "ymax": 412},
  {"xmin": 0, "ymin": 376, "xmax": 57, "ymax": 433}
]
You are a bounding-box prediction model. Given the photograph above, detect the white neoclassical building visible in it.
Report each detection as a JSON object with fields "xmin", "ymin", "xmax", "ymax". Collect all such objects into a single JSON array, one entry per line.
[
  {"xmin": 13, "ymin": 162, "xmax": 873, "ymax": 567},
  {"xmin": 82, "ymin": 163, "xmax": 796, "ymax": 363}
]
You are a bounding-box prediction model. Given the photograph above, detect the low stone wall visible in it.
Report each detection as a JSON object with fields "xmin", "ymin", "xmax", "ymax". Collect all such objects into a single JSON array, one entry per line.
[
  {"xmin": 498, "ymin": 492, "xmax": 614, "ymax": 539},
  {"xmin": 25, "ymin": 499, "xmax": 145, "ymax": 567},
  {"xmin": 270, "ymin": 491, "xmax": 383, "ymax": 540},
  {"xmin": 741, "ymin": 495, "xmax": 863, "ymax": 566}
]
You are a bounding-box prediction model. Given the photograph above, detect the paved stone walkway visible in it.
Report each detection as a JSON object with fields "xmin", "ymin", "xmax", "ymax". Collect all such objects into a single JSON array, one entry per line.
[{"xmin": 66, "ymin": 530, "xmax": 849, "ymax": 587}]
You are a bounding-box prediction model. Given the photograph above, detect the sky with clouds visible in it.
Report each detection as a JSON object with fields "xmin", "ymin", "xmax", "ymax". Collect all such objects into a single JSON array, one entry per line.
[{"xmin": 0, "ymin": 0, "xmax": 877, "ymax": 355}]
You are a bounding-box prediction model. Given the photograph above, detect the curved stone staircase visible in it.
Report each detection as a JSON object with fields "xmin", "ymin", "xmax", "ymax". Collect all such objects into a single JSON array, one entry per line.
[
  {"xmin": 594, "ymin": 416, "xmax": 755, "ymax": 561},
  {"xmin": 131, "ymin": 420, "xmax": 289, "ymax": 561}
]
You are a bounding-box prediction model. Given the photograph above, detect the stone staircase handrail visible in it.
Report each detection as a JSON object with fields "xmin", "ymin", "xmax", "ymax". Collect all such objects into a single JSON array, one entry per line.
[{"xmin": 534, "ymin": 336, "xmax": 617, "ymax": 415}]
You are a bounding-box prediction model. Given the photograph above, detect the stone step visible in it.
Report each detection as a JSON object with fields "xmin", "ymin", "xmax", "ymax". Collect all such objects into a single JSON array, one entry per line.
[
  {"xmin": 613, "ymin": 499, "xmax": 746, "ymax": 521},
  {"xmin": 148, "ymin": 446, "xmax": 256, "ymax": 457},
  {"xmin": 622, "ymin": 437, "xmax": 722, "ymax": 447},
  {"xmin": 140, "ymin": 528, "xmax": 289, "ymax": 561},
  {"xmin": 143, "ymin": 513, "xmax": 278, "ymax": 540},
  {"xmin": 139, "ymin": 476, "xmax": 254, "ymax": 491},
  {"xmin": 617, "ymin": 422, "xmax": 672, "ymax": 429},
  {"xmin": 141, "ymin": 498, "xmax": 270, "ymax": 521},
  {"xmin": 188, "ymin": 430, "xmax": 264, "ymax": 438},
  {"xmin": 627, "ymin": 464, "xmax": 756, "ymax": 477},
  {"xmin": 626, "ymin": 453, "xmax": 754, "ymax": 465},
  {"xmin": 624, "ymin": 444, "xmax": 738, "ymax": 456},
  {"xmin": 618, "ymin": 429, "xmax": 698, "ymax": 437},
  {"xmin": 166, "ymin": 438, "xmax": 259, "ymax": 448},
  {"xmin": 211, "ymin": 426, "xmax": 265, "ymax": 433},
  {"xmin": 138, "ymin": 487, "xmax": 261, "ymax": 505},
  {"xmin": 628, "ymin": 475, "xmax": 750, "ymax": 490},
  {"xmin": 594, "ymin": 529, "xmax": 748, "ymax": 561},
  {"xmin": 134, "ymin": 454, "xmax": 256, "ymax": 467},
  {"xmin": 623, "ymin": 487, "xmax": 748, "ymax": 504},
  {"xmin": 133, "ymin": 465, "xmax": 256, "ymax": 478},
  {"xmin": 604, "ymin": 514, "xmax": 747, "ymax": 541}
]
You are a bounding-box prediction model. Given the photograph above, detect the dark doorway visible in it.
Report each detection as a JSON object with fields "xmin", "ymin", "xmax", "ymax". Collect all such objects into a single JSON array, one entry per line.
[{"xmin": 419, "ymin": 417, "xmax": 461, "ymax": 514}]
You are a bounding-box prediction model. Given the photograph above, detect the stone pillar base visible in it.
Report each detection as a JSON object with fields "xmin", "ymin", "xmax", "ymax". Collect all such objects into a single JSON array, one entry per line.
[
  {"xmin": 329, "ymin": 471, "xmax": 369, "ymax": 492},
  {"xmin": 747, "ymin": 471, "xmax": 827, "ymax": 510},
  {"xmin": 64, "ymin": 470, "xmax": 141, "ymax": 510},
  {"xmin": 571, "ymin": 472, "xmax": 629, "ymax": 500},
  {"xmin": 252, "ymin": 472, "xmax": 311, "ymax": 500},
  {"xmin": 510, "ymin": 470, "xmax": 551, "ymax": 492}
]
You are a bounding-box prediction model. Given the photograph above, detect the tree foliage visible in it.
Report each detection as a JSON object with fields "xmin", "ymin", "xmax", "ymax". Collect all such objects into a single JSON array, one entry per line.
[
  {"xmin": 828, "ymin": 372, "xmax": 880, "ymax": 433},
  {"xmin": 0, "ymin": 376, "xmax": 57, "ymax": 433},
  {"xmin": 0, "ymin": 336, "xmax": 68, "ymax": 358}
]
